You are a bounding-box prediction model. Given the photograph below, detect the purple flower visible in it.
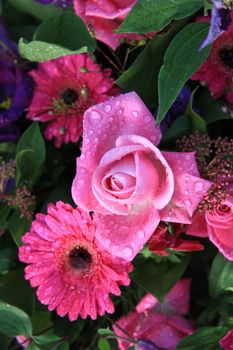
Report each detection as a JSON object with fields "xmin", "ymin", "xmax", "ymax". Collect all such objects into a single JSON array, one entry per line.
[
  {"xmin": 35, "ymin": 0, "xmax": 73, "ymax": 8},
  {"xmin": 0, "ymin": 20, "xmax": 33, "ymax": 142},
  {"xmin": 135, "ymin": 339, "xmax": 159, "ymax": 350},
  {"xmin": 160, "ymin": 86, "xmax": 191, "ymax": 134},
  {"xmin": 201, "ymin": 0, "xmax": 232, "ymax": 49}
]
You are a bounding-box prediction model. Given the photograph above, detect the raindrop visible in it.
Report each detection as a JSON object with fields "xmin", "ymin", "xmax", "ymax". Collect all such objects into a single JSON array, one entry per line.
[
  {"xmin": 137, "ymin": 230, "xmax": 145, "ymax": 239},
  {"xmin": 123, "ymin": 246, "xmax": 133, "ymax": 258},
  {"xmin": 185, "ymin": 199, "xmax": 191, "ymax": 207},
  {"xmin": 193, "ymin": 181, "xmax": 204, "ymax": 193},
  {"xmin": 80, "ymin": 154, "xmax": 86, "ymax": 160},
  {"xmin": 117, "ymin": 108, "xmax": 123, "ymax": 114},
  {"xmin": 89, "ymin": 110, "xmax": 102, "ymax": 121},
  {"xmin": 184, "ymin": 190, "xmax": 189, "ymax": 196},
  {"xmin": 144, "ymin": 115, "xmax": 151, "ymax": 123},
  {"xmin": 132, "ymin": 110, "xmax": 138, "ymax": 118},
  {"xmin": 104, "ymin": 104, "xmax": 111, "ymax": 113}
]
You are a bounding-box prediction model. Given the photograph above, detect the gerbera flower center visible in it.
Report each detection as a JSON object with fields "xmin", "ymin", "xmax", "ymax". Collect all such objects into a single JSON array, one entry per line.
[
  {"xmin": 218, "ymin": 45, "xmax": 233, "ymax": 69},
  {"xmin": 69, "ymin": 246, "xmax": 92, "ymax": 270},
  {"xmin": 60, "ymin": 88, "xmax": 78, "ymax": 105}
]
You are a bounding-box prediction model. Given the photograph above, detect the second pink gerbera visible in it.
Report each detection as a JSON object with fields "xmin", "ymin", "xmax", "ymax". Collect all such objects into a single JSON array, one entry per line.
[
  {"xmin": 28, "ymin": 53, "xmax": 114, "ymax": 147},
  {"xmin": 19, "ymin": 201, "xmax": 132, "ymax": 320}
]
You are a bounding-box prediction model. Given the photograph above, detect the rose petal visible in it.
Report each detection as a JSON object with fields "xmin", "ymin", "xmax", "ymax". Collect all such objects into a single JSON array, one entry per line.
[
  {"xmin": 162, "ymin": 151, "xmax": 212, "ymax": 221},
  {"xmin": 208, "ymin": 225, "xmax": 233, "ymax": 260},
  {"xmin": 116, "ymin": 135, "xmax": 174, "ymax": 209},
  {"xmin": 186, "ymin": 210, "xmax": 209, "ymax": 237},
  {"xmin": 93, "ymin": 204, "xmax": 160, "ymax": 260}
]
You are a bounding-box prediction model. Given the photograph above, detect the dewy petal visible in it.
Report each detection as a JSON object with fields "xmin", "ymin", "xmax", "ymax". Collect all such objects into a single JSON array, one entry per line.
[
  {"xmin": 93, "ymin": 204, "xmax": 160, "ymax": 260},
  {"xmin": 161, "ymin": 151, "xmax": 212, "ymax": 222}
]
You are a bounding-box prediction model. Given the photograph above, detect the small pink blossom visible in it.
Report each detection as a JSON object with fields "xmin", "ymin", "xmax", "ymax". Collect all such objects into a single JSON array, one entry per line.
[
  {"xmin": 19, "ymin": 201, "xmax": 132, "ymax": 320},
  {"xmin": 16, "ymin": 335, "xmax": 31, "ymax": 348},
  {"xmin": 28, "ymin": 53, "xmax": 114, "ymax": 147},
  {"xmin": 113, "ymin": 279, "xmax": 194, "ymax": 350},
  {"xmin": 72, "ymin": 92, "xmax": 211, "ymax": 260},
  {"xmin": 220, "ymin": 329, "xmax": 233, "ymax": 350},
  {"xmin": 73, "ymin": 0, "xmax": 150, "ymax": 50}
]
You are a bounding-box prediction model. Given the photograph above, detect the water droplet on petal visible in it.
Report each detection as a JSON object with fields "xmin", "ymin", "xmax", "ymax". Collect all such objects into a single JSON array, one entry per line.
[
  {"xmin": 132, "ymin": 110, "xmax": 138, "ymax": 118},
  {"xmin": 123, "ymin": 246, "xmax": 133, "ymax": 259},
  {"xmin": 184, "ymin": 190, "xmax": 189, "ymax": 196},
  {"xmin": 80, "ymin": 154, "xmax": 86, "ymax": 160},
  {"xmin": 137, "ymin": 230, "xmax": 145, "ymax": 239},
  {"xmin": 145, "ymin": 115, "xmax": 151, "ymax": 123},
  {"xmin": 185, "ymin": 199, "xmax": 191, "ymax": 207},
  {"xmin": 193, "ymin": 181, "xmax": 204, "ymax": 193},
  {"xmin": 104, "ymin": 104, "xmax": 111, "ymax": 113},
  {"xmin": 117, "ymin": 108, "xmax": 123, "ymax": 114},
  {"xmin": 89, "ymin": 110, "xmax": 102, "ymax": 121}
]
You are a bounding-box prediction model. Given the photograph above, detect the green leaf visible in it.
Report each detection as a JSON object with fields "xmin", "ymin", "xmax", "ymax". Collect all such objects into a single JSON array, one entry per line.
[
  {"xmin": 157, "ymin": 22, "xmax": 210, "ymax": 124},
  {"xmin": 209, "ymin": 253, "xmax": 233, "ymax": 298},
  {"xmin": 0, "ymin": 242, "xmax": 17, "ymax": 275},
  {"xmin": 19, "ymin": 12, "xmax": 96, "ymax": 62},
  {"xmin": 0, "ymin": 269, "xmax": 35, "ymax": 315},
  {"xmin": 117, "ymin": 0, "xmax": 203, "ymax": 34},
  {"xmin": 162, "ymin": 114, "xmax": 190, "ymax": 144},
  {"xmin": 15, "ymin": 123, "xmax": 46, "ymax": 187},
  {"xmin": 8, "ymin": 210, "xmax": 31, "ymax": 247},
  {"xmin": 116, "ymin": 20, "xmax": 185, "ymax": 108},
  {"xmin": 8, "ymin": 0, "xmax": 63, "ymax": 21},
  {"xmin": 34, "ymin": 334, "xmax": 61, "ymax": 346},
  {"xmin": 176, "ymin": 327, "xmax": 229, "ymax": 350},
  {"xmin": 52, "ymin": 342, "xmax": 69, "ymax": 350},
  {"xmin": 0, "ymin": 205, "xmax": 12, "ymax": 230},
  {"xmin": 195, "ymin": 88, "xmax": 231, "ymax": 124},
  {"xmin": 0, "ymin": 302, "xmax": 32, "ymax": 337},
  {"xmin": 185, "ymin": 88, "xmax": 207, "ymax": 133},
  {"xmin": 98, "ymin": 329, "xmax": 114, "ymax": 336},
  {"xmin": 133, "ymin": 255, "xmax": 190, "ymax": 301},
  {"xmin": 98, "ymin": 338, "xmax": 112, "ymax": 350}
]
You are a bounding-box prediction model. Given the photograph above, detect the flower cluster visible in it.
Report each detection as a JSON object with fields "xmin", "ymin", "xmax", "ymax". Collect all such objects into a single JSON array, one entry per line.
[{"xmin": 1, "ymin": 1, "xmax": 233, "ymax": 349}]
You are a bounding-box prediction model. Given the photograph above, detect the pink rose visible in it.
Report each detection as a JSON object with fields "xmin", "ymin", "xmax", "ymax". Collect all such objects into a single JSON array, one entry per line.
[
  {"xmin": 73, "ymin": 0, "xmax": 146, "ymax": 50},
  {"xmin": 187, "ymin": 192, "xmax": 233, "ymax": 260},
  {"xmin": 72, "ymin": 92, "xmax": 211, "ymax": 260}
]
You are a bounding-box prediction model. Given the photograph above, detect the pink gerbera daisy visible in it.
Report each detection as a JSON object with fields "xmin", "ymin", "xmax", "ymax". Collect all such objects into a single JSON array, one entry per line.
[
  {"xmin": 192, "ymin": 11, "xmax": 233, "ymax": 103},
  {"xmin": 18, "ymin": 201, "xmax": 132, "ymax": 320},
  {"xmin": 27, "ymin": 53, "xmax": 115, "ymax": 147}
]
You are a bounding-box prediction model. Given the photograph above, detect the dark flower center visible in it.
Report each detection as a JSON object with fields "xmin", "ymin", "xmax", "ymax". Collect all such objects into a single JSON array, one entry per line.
[
  {"xmin": 61, "ymin": 88, "xmax": 78, "ymax": 105},
  {"xmin": 218, "ymin": 45, "xmax": 233, "ymax": 69},
  {"xmin": 69, "ymin": 247, "xmax": 92, "ymax": 270}
]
